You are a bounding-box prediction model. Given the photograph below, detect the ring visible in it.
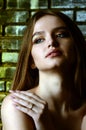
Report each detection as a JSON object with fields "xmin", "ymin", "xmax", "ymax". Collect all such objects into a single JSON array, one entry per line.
[{"xmin": 29, "ymin": 103, "xmax": 33, "ymax": 110}]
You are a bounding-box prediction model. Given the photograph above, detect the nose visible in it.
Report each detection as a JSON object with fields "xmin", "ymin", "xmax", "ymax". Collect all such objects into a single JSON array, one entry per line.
[{"xmin": 47, "ymin": 37, "xmax": 59, "ymax": 48}]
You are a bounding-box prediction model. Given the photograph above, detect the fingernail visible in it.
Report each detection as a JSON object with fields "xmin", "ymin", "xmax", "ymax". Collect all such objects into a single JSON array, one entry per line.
[
  {"xmin": 9, "ymin": 90, "xmax": 15, "ymax": 93},
  {"xmin": 9, "ymin": 90, "xmax": 13, "ymax": 92},
  {"xmin": 10, "ymin": 95, "xmax": 15, "ymax": 99}
]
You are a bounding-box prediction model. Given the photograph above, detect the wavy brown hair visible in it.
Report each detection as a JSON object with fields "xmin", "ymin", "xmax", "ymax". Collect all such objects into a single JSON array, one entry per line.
[{"xmin": 11, "ymin": 10, "xmax": 86, "ymax": 107}]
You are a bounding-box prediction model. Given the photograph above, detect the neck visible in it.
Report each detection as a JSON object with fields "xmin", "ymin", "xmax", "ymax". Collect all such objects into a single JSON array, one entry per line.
[
  {"xmin": 37, "ymin": 70, "xmax": 73, "ymax": 97},
  {"xmin": 39, "ymin": 71, "xmax": 62, "ymax": 96},
  {"xmin": 36, "ymin": 69, "xmax": 75, "ymax": 111}
]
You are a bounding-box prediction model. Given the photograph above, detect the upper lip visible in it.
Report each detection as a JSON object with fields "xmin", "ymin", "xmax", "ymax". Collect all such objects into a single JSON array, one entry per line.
[{"xmin": 45, "ymin": 49, "xmax": 62, "ymax": 58}]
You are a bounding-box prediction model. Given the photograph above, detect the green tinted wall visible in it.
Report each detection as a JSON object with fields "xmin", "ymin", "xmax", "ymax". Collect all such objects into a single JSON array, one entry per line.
[{"xmin": 0, "ymin": 0, "xmax": 86, "ymax": 129}]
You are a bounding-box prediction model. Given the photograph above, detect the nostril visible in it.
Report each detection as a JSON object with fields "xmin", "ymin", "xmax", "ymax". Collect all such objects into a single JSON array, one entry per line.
[
  {"xmin": 48, "ymin": 41, "xmax": 59, "ymax": 48},
  {"xmin": 54, "ymin": 41, "xmax": 59, "ymax": 47},
  {"xmin": 48, "ymin": 44, "xmax": 52, "ymax": 48}
]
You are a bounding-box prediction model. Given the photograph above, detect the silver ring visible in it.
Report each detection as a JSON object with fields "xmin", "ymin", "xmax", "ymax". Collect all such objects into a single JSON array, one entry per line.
[{"xmin": 29, "ymin": 103, "xmax": 33, "ymax": 110}]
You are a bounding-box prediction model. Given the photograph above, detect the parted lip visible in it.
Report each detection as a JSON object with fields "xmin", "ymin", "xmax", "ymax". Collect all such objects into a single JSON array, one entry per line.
[{"xmin": 45, "ymin": 49, "xmax": 62, "ymax": 58}]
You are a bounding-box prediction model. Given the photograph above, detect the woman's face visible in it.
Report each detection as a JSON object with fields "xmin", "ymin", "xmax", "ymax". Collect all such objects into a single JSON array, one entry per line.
[{"xmin": 31, "ymin": 15, "xmax": 76, "ymax": 71}]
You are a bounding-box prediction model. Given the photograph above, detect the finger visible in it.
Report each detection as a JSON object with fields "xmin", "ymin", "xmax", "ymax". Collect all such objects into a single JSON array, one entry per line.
[
  {"xmin": 13, "ymin": 97, "xmax": 45, "ymax": 114},
  {"xmin": 18, "ymin": 91, "xmax": 46, "ymax": 104},
  {"xmin": 12, "ymin": 97, "xmax": 32, "ymax": 109},
  {"xmin": 11, "ymin": 94, "xmax": 47, "ymax": 114},
  {"xmin": 11, "ymin": 91, "xmax": 47, "ymax": 108},
  {"xmin": 15, "ymin": 104, "xmax": 36, "ymax": 117}
]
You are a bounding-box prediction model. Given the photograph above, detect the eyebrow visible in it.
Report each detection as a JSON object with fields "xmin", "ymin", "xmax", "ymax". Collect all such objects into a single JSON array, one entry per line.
[
  {"xmin": 32, "ymin": 31, "xmax": 45, "ymax": 38},
  {"xmin": 32, "ymin": 26, "xmax": 68, "ymax": 38}
]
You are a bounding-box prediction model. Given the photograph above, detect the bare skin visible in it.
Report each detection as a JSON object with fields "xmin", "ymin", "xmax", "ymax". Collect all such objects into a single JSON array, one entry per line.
[
  {"xmin": 1, "ymin": 15, "xmax": 86, "ymax": 130},
  {"xmin": 1, "ymin": 86, "xmax": 86, "ymax": 130}
]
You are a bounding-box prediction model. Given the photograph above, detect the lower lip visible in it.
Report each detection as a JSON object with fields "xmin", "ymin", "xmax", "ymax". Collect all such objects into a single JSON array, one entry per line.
[{"xmin": 47, "ymin": 52, "xmax": 62, "ymax": 58}]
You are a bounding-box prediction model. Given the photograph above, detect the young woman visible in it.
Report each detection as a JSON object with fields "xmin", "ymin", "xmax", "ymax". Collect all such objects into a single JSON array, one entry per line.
[{"xmin": 1, "ymin": 10, "xmax": 86, "ymax": 130}]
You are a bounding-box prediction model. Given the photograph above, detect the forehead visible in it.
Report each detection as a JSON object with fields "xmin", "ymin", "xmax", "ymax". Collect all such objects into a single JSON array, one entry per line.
[{"xmin": 33, "ymin": 15, "xmax": 66, "ymax": 33}]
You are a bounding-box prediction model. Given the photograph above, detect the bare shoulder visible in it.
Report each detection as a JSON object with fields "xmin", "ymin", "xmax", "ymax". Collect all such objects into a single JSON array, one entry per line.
[
  {"xmin": 1, "ymin": 94, "xmax": 20, "ymax": 118},
  {"xmin": 81, "ymin": 114, "xmax": 86, "ymax": 130},
  {"xmin": 1, "ymin": 94, "xmax": 13, "ymax": 119},
  {"xmin": 1, "ymin": 94, "xmax": 13, "ymax": 112},
  {"xmin": 81, "ymin": 103, "xmax": 86, "ymax": 130},
  {"xmin": 1, "ymin": 94, "xmax": 35, "ymax": 130}
]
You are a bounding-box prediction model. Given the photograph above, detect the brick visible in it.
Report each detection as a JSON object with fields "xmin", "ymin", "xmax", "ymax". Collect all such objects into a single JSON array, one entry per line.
[
  {"xmin": 2, "ymin": 52, "xmax": 18, "ymax": 63},
  {"xmin": 0, "ymin": 11, "xmax": 29, "ymax": 24},
  {"xmin": 0, "ymin": 67, "xmax": 16, "ymax": 79},
  {"xmin": 0, "ymin": 81, "xmax": 5, "ymax": 92},
  {"xmin": 30, "ymin": 0, "xmax": 39, "ymax": 9},
  {"xmin": 72, "ymin": 0, "xmax": 86, "ymax": 3},
  {"xmin": 6, "ymin": 81, "xmax": 12, "ymax": 92},
  {"xmin": 0, "ymin": 93, "xmax": 7, "ymax": 124},
  {"xmin": 76, "ymin": 11, "xmax": 86, "ymax": 22},
  {"xmin": 7, "ymin": 0, "xmax": 17, "ymax": 8},
  {"xmin": 39, "ymin": 0, "xmax": 48, "ymax": 8},
  {"xmin": 0, "ymin": 38, "xmax": 22, "ymax": 51},
  {"xmin": 30, "ymin": 0, "xmax": 48, "ymax": 9},
  {"xmin": 51, "ymin": 0, "xmax": 86, "ymax": 8},
  {"xmin": 62, "ymin": 11, "xmax": 73, "ymax": 20},
  {"xmin": 0, "ymin": 93, "xmax": 7, "ymax": 104},
  {"xmin": 5, "ymin": 25, "xmax": 26, "ymax": 36},
  {"xmin": 7, "ymin": 11, "xmax": 29, "ymax": 23},
  {"xmin": 0, "ymin": 124, "xmax": 2, "ymax": 130},
  {"xmin": 78, "ymin": 25, "xmax": 86, "ymax": 36},
  {"xmin": 0, "ymin": 67, "xmax": 7, "ymax": 79},
  {"xmin": 0, "ymin": 0, "xmax": 3, "ymax": 9},
  {"xmin": 7, "ymin": 0, "xmax": 30, "ymax": 9},
  {"xmin": 0, "ymin": 11, "xmax": 9, "ymax": 25},
  {"xmin": 0, "ymin": 25, "xmax": 2, "ymax": 35}
]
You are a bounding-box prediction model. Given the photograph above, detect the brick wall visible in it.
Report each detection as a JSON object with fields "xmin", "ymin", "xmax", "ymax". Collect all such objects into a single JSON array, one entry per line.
[{"xmin": 0, "ymin": 0, "xmax": 86, "ymax": 129}]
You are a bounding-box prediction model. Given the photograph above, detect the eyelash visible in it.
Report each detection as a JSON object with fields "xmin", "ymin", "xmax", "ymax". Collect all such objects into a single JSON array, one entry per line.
[
  {"xmin": 33, "ymin": 32, "xmax": 70, "ymax": 44},
  {"xmin": 55, "ymin": 32, "xmax": 70, "ymax": 39},
  {"xmin": 33, "ymin": 38, "xmax": 44, "ymax": 44}
]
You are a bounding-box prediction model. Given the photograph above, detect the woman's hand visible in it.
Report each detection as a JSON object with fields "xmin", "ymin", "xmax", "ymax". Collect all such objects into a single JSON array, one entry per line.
[
  {"xmin": 10, "ymin": 91, "xmax": 47, "ymax": 120},
  {"xmin": 10, "ymin": 90, "xmax": 54, "ymax": 130}
]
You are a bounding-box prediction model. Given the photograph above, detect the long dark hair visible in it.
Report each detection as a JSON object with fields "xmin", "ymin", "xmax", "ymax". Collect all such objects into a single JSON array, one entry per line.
[{"xmin": 11, "ymin": 10, "xmax": 86, "ymax": 106}]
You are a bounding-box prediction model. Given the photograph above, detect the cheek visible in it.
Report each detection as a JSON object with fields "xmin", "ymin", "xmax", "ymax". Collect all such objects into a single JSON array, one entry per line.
[
  {"xmin": 31, "ymin": 49, "xmax": 37, "ymax": 62},
  {"xmin": 31, "ymin": 47, "xmax": 42, "ymax": 63},
  {"xmin": 62, "ymin": 39, "xmax": 76, "ymax": 62}
]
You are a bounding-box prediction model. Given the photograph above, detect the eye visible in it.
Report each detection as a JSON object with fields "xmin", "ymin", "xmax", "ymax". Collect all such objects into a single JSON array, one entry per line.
[
  {"xmin": 56, "ymin": 32, "xmax": 70, "ymax": 38},
  {"xmin": 33, "ymin": 38, "xmax": 44, "ymax": 44}
]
